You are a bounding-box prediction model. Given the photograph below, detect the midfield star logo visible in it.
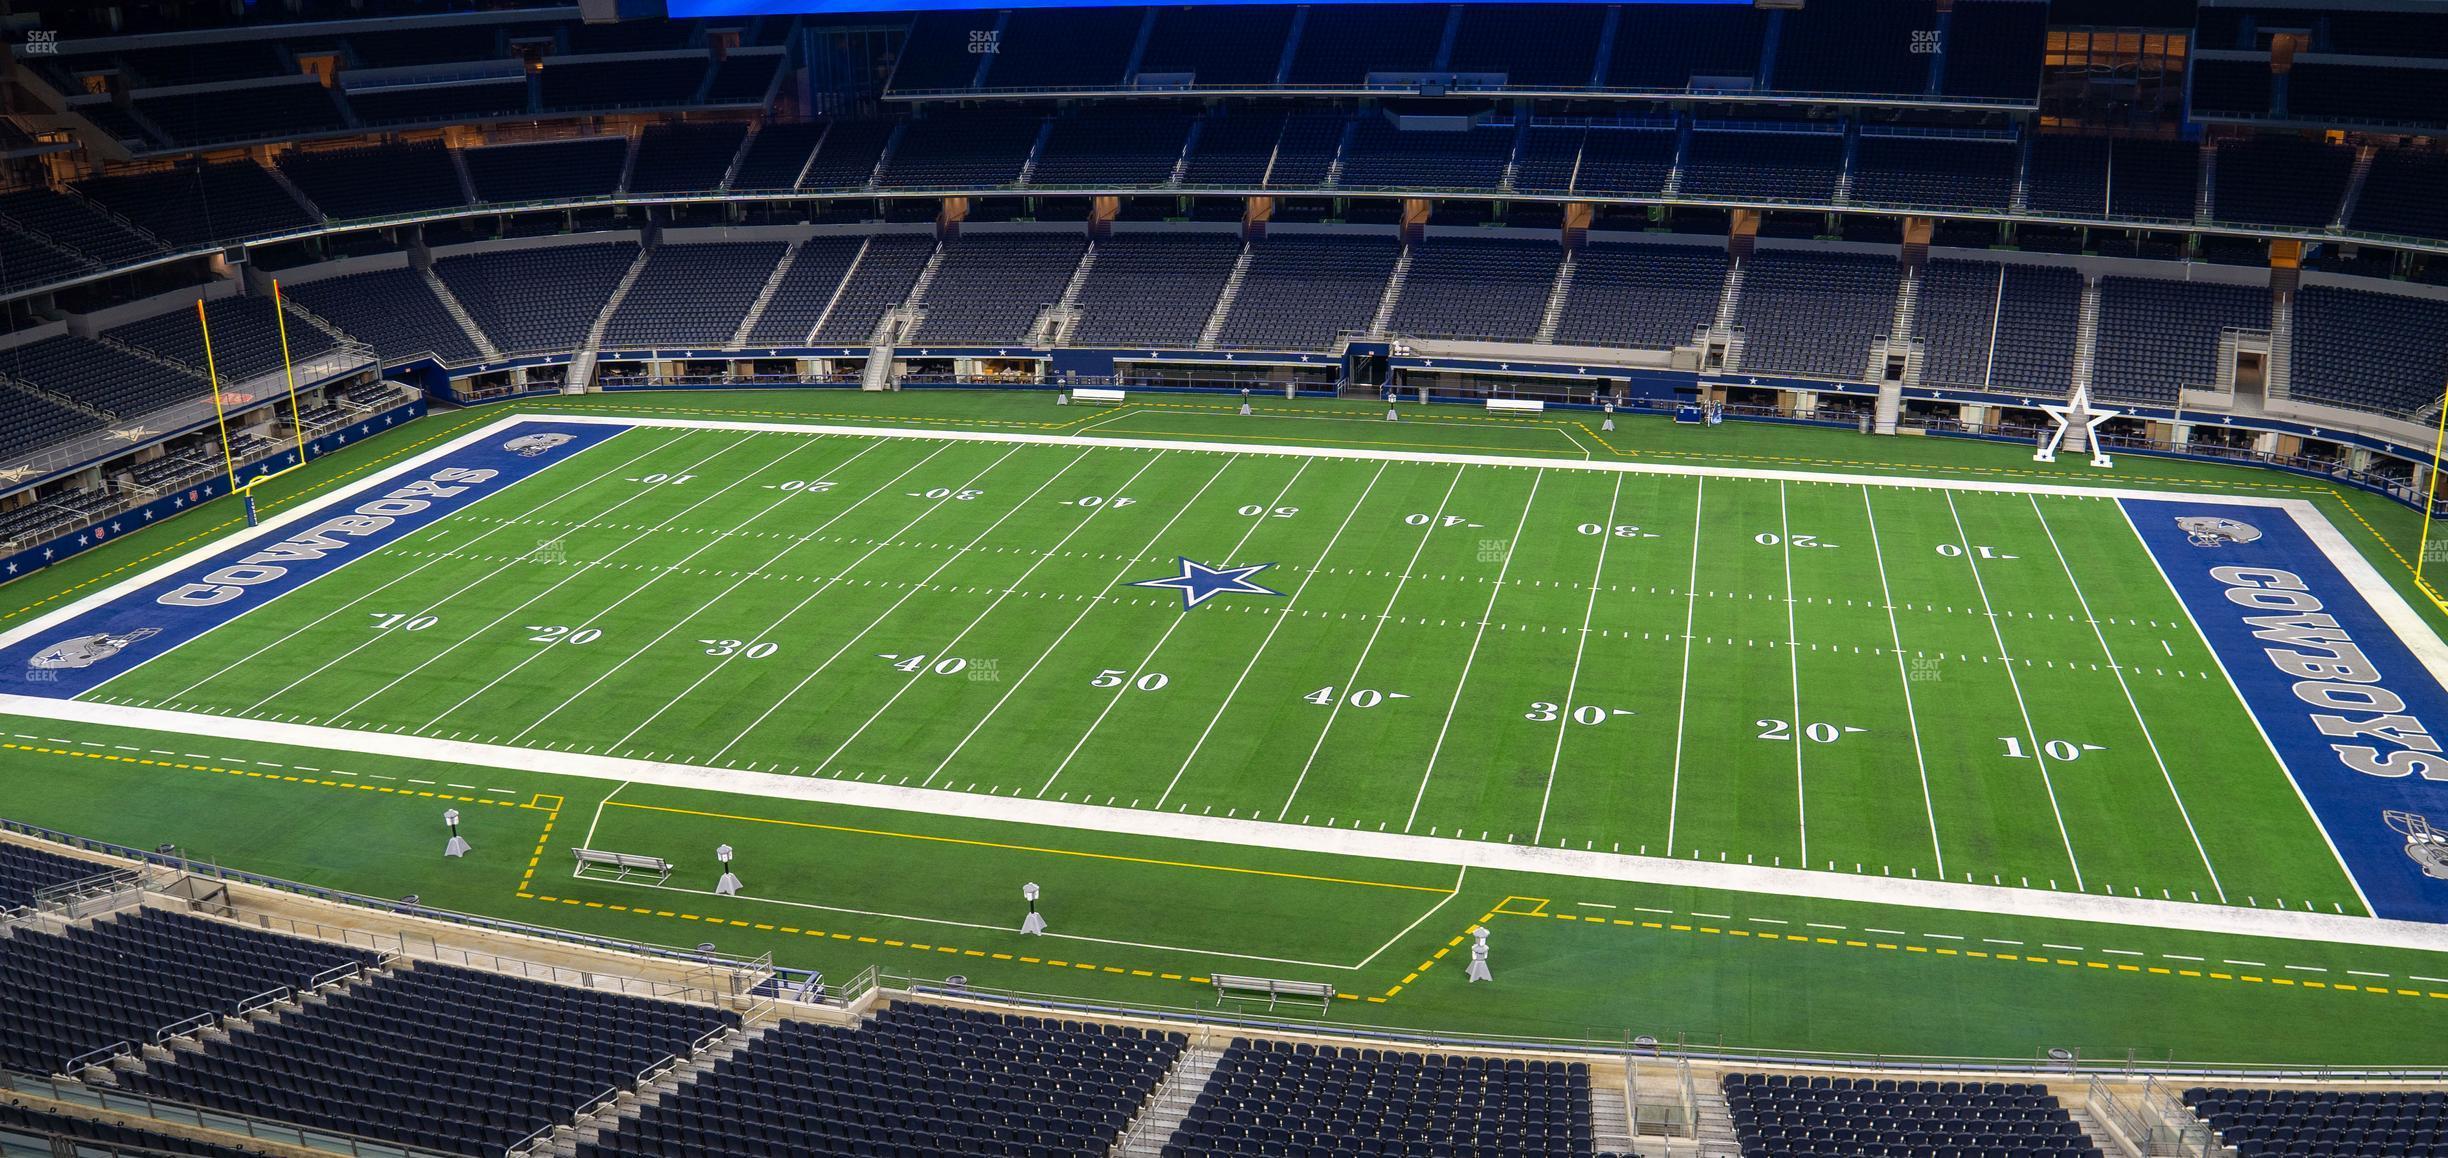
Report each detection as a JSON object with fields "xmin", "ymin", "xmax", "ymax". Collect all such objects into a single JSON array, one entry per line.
[{"xmin": 1129, "ymin": 557, "xmax": 1284, "ymax": 610}]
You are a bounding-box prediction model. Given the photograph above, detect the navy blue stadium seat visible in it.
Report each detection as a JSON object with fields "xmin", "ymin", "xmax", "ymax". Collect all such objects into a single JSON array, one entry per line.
[
  {"xmin": 432, "ymin": 242, "xmax": 642, "ymax": 356},
  {"xmin": 1913, "ymin": 260, "xmax": 2081, "ymax": 395},
  {"xmin": 2182, "ymin": 1086, "xmax": 2448, "ymax": 1158},
  {"xmin": 120, "ymin": 960, "xmax": 738, "ymax": 1157},
  {"xmin": 283, "ymin": 267, "xmax": 485, "ymax": 366},
  {"xmin": 2292, "ymin": 285, "xmax": 2448, "ymax": 418},
  {"xmin": 1734, "ymin": 250, "xmax": 1901, "ymax": 379},
  {"xmin": 1166, "ymin": 1037, "xmax": 1595, "ymax": 1158},
  {"xmin": 1387, "ymin": 236, "xmax": 1561, "ymax": 342},
  {"xmin": 0, "ymin": 908, "xmax": 378, "ymax": 1075},
  {"xmin": 2349, "ymin": 149, "xmax": 2448, "ymax": 241},
  {"xmin": 602, "ymin": 242, "xmax": 791, "ymax": 349},
  {"xmin": 629, "ymin": 122, "xmax": 752, "ymax": 194},
  {"xmin": 0, "ymin": 842, "xmax": 107, "ymax": 911},
  {"xmin": 812, "ymin": 234, "xmax": 937, "ymax": 345},
  {"xmin": 1072, "ymin": 232, "xmax": 1243, "ymax": 348},
  {"xmin": 912, "ymin": 232, "xmax": 1088, "ymax": 344},
  {"xmin": 1724, "ymin": 1072, "xmax": 2104, "ymax": 1158},
  {"xmin": 106, "ymin": 295, "xmax": 342, "ymax": 386},
  {"xmin": 578, "ymin": 1003, "xmax": 1183, "ymax": 1158},
  {"xmin": 74, "ymin": 161, "xmax": 316, "ymax": 248},
  {"xmin": 1216, "ymin": 234, "xmax": 1398, "ymax": 351},
  {"xmin": 1555, "ymin": 241, "xmax": 1727, "ymax": 350},
  {"xmin": 278, "ymin": 141, "xmax": 470, "ymax": 221},
  {"xmin": 2093, "ymin": 276, "xmax": 2269, "ymax": 404}
]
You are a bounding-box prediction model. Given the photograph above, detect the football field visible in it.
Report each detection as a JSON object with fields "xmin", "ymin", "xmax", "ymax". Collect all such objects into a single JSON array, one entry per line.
[
  {"xmin": 1, "ymin": 414, "xmax": 2387, "ymax": 916},
  {"xmin": 7, "ymin": 404, "xmax": 2448, "ymax": 1062}
]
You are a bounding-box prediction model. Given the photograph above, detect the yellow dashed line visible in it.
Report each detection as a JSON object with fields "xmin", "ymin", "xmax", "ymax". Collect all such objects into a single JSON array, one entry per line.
[{"xmin": 1483, "ymin": 906, "xmax": 2426, "ymax": 1005}]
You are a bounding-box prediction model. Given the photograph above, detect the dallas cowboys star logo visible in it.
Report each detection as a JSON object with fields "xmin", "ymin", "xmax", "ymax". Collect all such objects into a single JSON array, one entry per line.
[{"xmin": 1130, "ymin": 557, "xmax": 1284, "ymax": 610}]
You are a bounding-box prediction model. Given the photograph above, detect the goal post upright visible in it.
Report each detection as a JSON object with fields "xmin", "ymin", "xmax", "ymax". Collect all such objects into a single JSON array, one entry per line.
[
  {"xmin": 271, "ymin": 278, "xmax": 308, "ymax": 466},
  {"xmin": 197, "ymin": 299, "xmax": 240, "ymax": 495},
  {"xmin": 2418, "ymin": 384, "xmax": 2448, "ymax": 603}
]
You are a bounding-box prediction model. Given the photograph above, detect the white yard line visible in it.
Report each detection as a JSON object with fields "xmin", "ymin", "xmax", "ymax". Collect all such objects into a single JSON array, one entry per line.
[
  {"xmin": 500, "ymin": 439, "xmax": 910, "ymax": 744},
  {"xmin": 1153, "ymin": 462, "xmax": 1391, "ymax": 811},
  {"xmin": 1664, "ymin": 477, "xmax": 1705, "ymax": 856},
  {"xmin": 577, "ymin": 781, "xmax": 631, "ymax": 853},
  {"xmin": 1075, "ymin": 406, "xmax": 1141, "ymax": 434},
  {"xmin": 705, "ymin": 446, "xmax": 1088, "ymax": 765},
  {"xmin": 141, "ymin": 429, "xmax": 691, "ymax": 705},
  {"xmin": 14, "ymin": 413, "xmax": 2442, "ymax": 948},
  {"xmin": 249, "ymin": 433, "xmax": 764, "ymax": 716},
  {"xmin": 1527, "ymin": 474, "xmax": 1621, "ymax": 846},
  {"xmin": 1027, "ymin": 459, "xmax": 1314, "ymax": 797},
  {"xmin": 399, "ymin": 435, "xmax": 834, "ymax": 729},
  {"xmin": 28, "ymin": 691, "xmax": 2448, "ymax": 954},
  {"xmin": 1555, "ymin": 425, "xmax": 1595, "ymax": 460},
  {"xmin": 461, "ymin": 414, "xmax": 2341, "ymax": 505},
  {"xmin": 1275, "ymin": 465, "xmax": 1470, "ymax": 821},
  {"xmin": 1944, "ymin": 490, "xmax": 2085, "ymax": 891},
  {"xmin": 1781, "ymin": 480, "xmax": 1808, "ymax": 867},
  {"xmin": 1404, "ymin": 469, "xmax": 1545, "ymax": 833},
  {"xmin": 1353, "ymin": 864, "xmax": 1471, "ymax": 970},
  {"xmin": 913, "ymin": 452, "xmax": 1239, "ymax": 791},
  {"xmin": 416, "ymin": 438, "xmax": 847, "ymax": 724},
  {"xmin": 610, "ymin": 443, "xmax": 1019, "ymax": 754},
  {"xmin": 2028, "ymin": 494, "xmax": 2227, "ymax": 903},
  {"xmin": 803, "ymin": 450, "xmax": 1183, "ymax": 778},
  {"xmin": 0, "ymin": 412, "xmax": 2346, "ymax": 671},
  {"xmin": 1861, "ymin": 485, "xmax": 1946, "ymax": 878}
]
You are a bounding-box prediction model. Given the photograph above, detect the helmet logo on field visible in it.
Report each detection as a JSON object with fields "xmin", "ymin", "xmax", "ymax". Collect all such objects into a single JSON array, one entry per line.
[
  {"xmin": 503, "ymin": 432, "xmax": 574, "ymax": 457},
  {"xmin": 2385, "ymin": 811, "xmax": 2448, "ymax": 882},
  {"xmin": 2176, "ymin": 516, "xmax": 2261, "ymax": 547},
  {"xmin": 28, "ymin": 627, "xmax": 160, "ymax": 671}
]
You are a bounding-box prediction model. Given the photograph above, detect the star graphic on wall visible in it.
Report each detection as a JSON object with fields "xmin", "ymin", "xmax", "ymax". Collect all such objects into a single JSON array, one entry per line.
[{"xmin": 1128, "ymin": 557, "xmax": 1284, "ymax": 611}]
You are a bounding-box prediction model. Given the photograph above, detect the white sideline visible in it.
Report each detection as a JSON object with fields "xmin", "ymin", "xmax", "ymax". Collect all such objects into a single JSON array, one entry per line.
[
  {"xmin": 9, "ymin": 691, "xmax": 2448, "ymax": 954},
  {"xmin": 0, "ymin": 413, "xmax": 2371, "ymax": 659}
]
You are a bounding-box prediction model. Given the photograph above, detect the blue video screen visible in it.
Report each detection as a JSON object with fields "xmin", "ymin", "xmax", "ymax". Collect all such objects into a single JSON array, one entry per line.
[{"xmin": 675, "ymin": 0, "xmax": 1751, "ymax": 14}]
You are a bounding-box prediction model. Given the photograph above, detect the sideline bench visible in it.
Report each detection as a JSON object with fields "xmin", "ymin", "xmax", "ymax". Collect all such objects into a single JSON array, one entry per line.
[
  {"xmin": 1213, "ymin": 973, "xmax": 1335, "ymax": 1011},
  {"xmin": 1485, "ymin": 398, "xmax": 1545, "ymax": 413},
  {"xmin": 572, "ymin": 848, "xmax": 674, "ymax": 885},
  {"xmin": 1070, "ymin": 387, "xmax": 1127, "ymax": 403}
]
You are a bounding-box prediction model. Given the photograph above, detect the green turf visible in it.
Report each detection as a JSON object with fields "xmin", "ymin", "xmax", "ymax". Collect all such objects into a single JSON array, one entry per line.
[
  {"xmin": 85, "ymin": 423, "xmax": 2356, "ymax": 914},
  {"xmin": 4, "ymin": 390, "xmax": 2446, "ymax": 1065}
]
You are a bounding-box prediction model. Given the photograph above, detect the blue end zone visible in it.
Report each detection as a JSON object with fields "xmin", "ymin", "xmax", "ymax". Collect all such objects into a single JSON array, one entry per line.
[
  {"xmin": 0, "ymin": 421, "xmax": 625, "ymax": 701},
  {"xmin": 2124, "ymin": 497, "xmax": 2448, "ymax": 923}
]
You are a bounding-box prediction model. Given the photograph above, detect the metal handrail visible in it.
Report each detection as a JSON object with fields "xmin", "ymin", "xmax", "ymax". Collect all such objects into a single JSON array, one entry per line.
[
  {"xmin": 881, "ymin": 80, "xmax": 2039, "ymax": 110},
  {"xmin": 232, "ymin": 987, "xmax": 292, "ymax": 1016},
  {"xmin": 885, "ymin": 968, "xmax": 2448, "ymax": 1080},
  {"xmin": 632, "ymin": 1051, "xmax": 683, "ymax": 1090},
  {"xmin": 149, "ymin": 1011, "xmax": 216, "ymax": 1045},
  {"xmin": 1, "ymin": 148, "xmax": 2441, "ymax": 315},
  {"xmin": 307, "ymin": 961, "xmax": 361, "ymax": 990},
  {"xmin": 5, "ymin": 1066, "xmax": 459, "ymax": 1157},
  {"xmin": 504, "ymin": 1120, "xmax": 558, "ymax": 1157},
  {"xmin": 57, "ymin": 1043, "xmax": 129, "ymax": 1075},
  {"xmin": 2087, "ymin": 1074, "xmax": 2160, "ymax": 1151}
]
